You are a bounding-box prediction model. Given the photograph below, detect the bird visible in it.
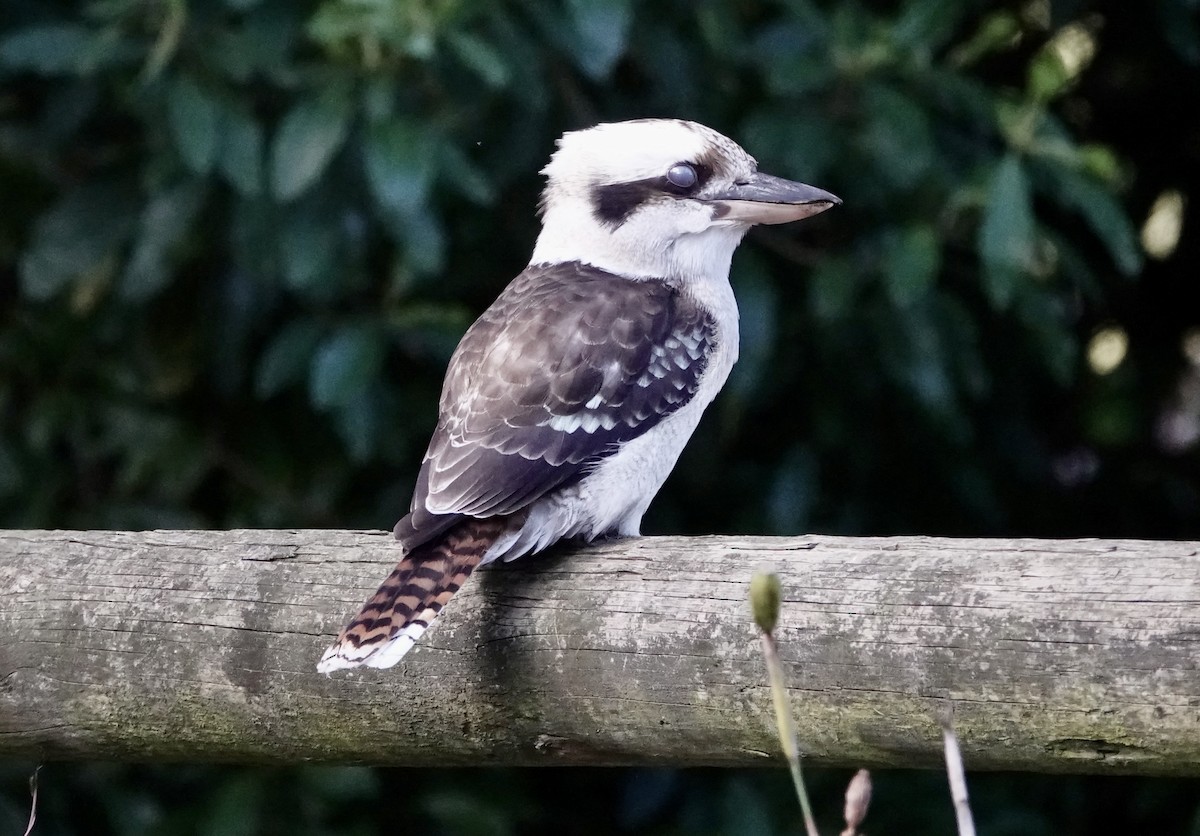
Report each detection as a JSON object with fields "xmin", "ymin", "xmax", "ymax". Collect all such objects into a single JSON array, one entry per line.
[{"xmin": 318, "ymin": 118, "xmax": 839, "ymax": 673}]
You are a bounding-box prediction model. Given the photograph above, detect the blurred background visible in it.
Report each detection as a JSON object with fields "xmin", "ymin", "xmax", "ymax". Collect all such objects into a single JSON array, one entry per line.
[{"xmin": 1, "ymin": 0, "xmax": 1198, "ymax": 833}]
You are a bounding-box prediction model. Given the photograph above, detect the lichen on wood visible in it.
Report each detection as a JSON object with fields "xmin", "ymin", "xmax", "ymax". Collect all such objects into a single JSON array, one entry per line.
[{"xmin": 1, "ymin": 530, "xmax": 1198, "ymax": 773}]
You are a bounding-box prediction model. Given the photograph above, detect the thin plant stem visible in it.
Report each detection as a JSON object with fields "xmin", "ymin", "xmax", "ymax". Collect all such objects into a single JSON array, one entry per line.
[
  {"xmin": 759, "ymin": 630, "xmax": 820, "ymax": 836},
  {"xmin": 941, "ymin": 717, "xmax": 977, "ymax": 836},
  {"xmin": 24, "ymin": 765, "xmax": 41, "ymax": 836}
]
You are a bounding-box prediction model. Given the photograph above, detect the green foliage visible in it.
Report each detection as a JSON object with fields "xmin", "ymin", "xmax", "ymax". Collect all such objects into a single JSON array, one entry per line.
[
  {"xmin": 979, "ymin": 153, "xmax": 1035, "ymax": 309},
  {"xmin": 2, "ymin": 761, "xmax": 1198, "ymax": 836},
  {"xmin": 1, "ymin": 0, "xmax": 1199, "ymax": 828},
  {"xmin": 3, "ymin": 0, "xmax": 1192, "ymax": 537}
]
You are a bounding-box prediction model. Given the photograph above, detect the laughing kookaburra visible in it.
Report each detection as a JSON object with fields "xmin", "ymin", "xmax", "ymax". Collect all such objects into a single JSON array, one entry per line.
[{"xmin": 318, "ymin": 118, "xmax": 839, "ymax": 672}]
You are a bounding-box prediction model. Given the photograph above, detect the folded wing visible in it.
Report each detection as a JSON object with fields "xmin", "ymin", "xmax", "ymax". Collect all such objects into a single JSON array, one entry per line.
[{"xmin": 394, "ymin": 261, "xmax": 715, "ymax": 550}]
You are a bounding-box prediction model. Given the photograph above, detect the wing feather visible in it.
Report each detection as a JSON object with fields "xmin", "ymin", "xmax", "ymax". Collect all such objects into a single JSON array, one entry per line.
[{"xmin": 394, "ymin": 261, "xmax": 715, "ymax": 550}]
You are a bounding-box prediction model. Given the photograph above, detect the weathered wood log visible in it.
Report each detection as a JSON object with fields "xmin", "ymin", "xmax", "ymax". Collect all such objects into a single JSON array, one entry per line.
[{"xmin": 1, "ymin": 530, "xmax": 1197, "ymax": 774}]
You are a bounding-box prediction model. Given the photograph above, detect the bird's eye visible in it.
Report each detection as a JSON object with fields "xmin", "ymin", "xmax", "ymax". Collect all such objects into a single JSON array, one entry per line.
[{"xmin": 666, "ymin": 163, "xmax": 698, "ymax": 190}]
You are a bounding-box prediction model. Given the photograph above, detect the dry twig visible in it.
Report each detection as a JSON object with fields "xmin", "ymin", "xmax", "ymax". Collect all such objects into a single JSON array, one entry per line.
[
  {"xmin": 840, "ymin": 769, "xmax": 872, "ymax": 836},
  {"xmin": 24, "ymin": 765, "xmax": 41, "ymax": 836},
  {"xmin": 940, "ymin": 711, "xmax": 977, "ymax": 836}
]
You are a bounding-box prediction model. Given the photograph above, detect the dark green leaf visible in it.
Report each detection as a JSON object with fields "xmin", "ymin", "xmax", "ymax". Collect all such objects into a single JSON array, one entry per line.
[
  {"xmin": 41, "ymin": 81, "xmax": 100, "ymax": 142},
  {"xmin": 1085, "ymin": 394, "xmax": 1138, "ymax": 446},
  {"xmin": 1035, "ymin": 161, "xmax": 1143, "ymax": 277},
  {"xmin": 565, "ymin": 0, "xmax": 632, "ymax": 79},
  {"xmin": 1157, "ymin": 0, "xmax": 1200, "ymax": 64},
  {"xmin": 923, "ymin": 67, "xmax": 995, "ymax": 128},
  {"xmin": 1028, "ymin": 47, "xmax": 1071, "ymax": 101},
  {"xmin": 438, "ymin": 143, "xmax": 496, "ymax": 205},
  {"xmin": 270, "ymin": 93, "xmax": 353, "ymax": 201},
  {"xmin": 740, "ymin": 109, "xmax": 835, "ymax": 183},
  {"xmin": 209, "ymin": 7, "xmax": 303, "ymax": 83},
  {"xmin": 309, "ymin": 326, "xmax": 385, "ymax": 409},
  {"xmin": 364, "ymin": 118, "xmax": 444, "ymax": 273},
  {"xmin": 695, "ymin": 1, "xmax": 745, "ymax": 58},
  {"xmin": 1015, "ymin": 292, "xmax": 1077, "ymax": 385},
  {"xmin": 979, "ymin": 154, "xmax": 1035, "ymax": 309},
  {"xmin": 396, "ymin": 210, "xmax": 446, "ymax": 275},
  {"xmin": 485, "ymin": 7, "xmax": 550, "ymax": 110},
  {"xmin": 364, "ymin": 119, "xmax": 435, "ymax": 212},
  {"xmin": 19, "ymin": 184, "xmax": 138, "ymax": 300},
  {"xmin": 120, "ymin": 181, "xmax": 206, "ymax": 301},
  {"xmin": 280, "ymin": 206, "xmax": 340, "ymax": 293},
  {"xmin": 1044, "ymin": 229, "xmax": 1100, "ymax": 299},
  {"xmin": 296, "ymin": 765, "xmax": 380, "ymax": 802},
  {"xmin": 167, "ymin": 76, "xmax": 221, "ymax": 174},
  {"xmin": 424, "ymin": 788, "xmax": 519, "ymax": 836},
  {"xmin": 229, "ymin": 197, "xmax": 282, "ymax": 281},
  {"xmin": 1078, "ymin": 144, "xmax": 1122, "ymax": 185},
  {"xmin": 0, "ymin": 25, "xmax": 108, "ymax": 75},
  {"xmin": 892, "ymin": 0, "xmax": 972, "ymax": 51},
  {"xmin": 948, "ymin": 10, "xmax": 1020, "ymax": 66},
  {"xmin": 634, "ymin": 22, "xmax": 700, "ymax": 109},
  {"xmin": 808, "ymin": 256, "xmax": 859, "ymax": 320},
  {"xmin": 829, "ymin": 2, "xmax": 874, "ymax": 57},
  {"xmin": 446, "ymin": 31, "xmax": 511, "ymax": 88},
  {"xmin": 218, "ymin": 105, "xmax": 265, "ymax": 196},
  {"xmin": 719, "ymin": 778, "xmax": 773, "ymax": 836},
  {"xmin": 860, "ymin": 83, "xmax": 934, "ymax": 189},
  {"xmin": 754, "ymin": 22, "xmax": 833, "ymax": 96},
  {"xmin": 331, "ymin": 393, "xmax": 383, "ymax": 463},
  {"xmin": 199, "ymin": 774, "xmax": 263, "ymax": 836},
  {"xmin": 361, "ymin": 76, "xmax": 398, "ymax": 121},
  {"xmin": 883, "ymin": 224, "xmax": 941, "ymax": 307},
  {"xmin": 256, "ymin": 320, "xmax": 323, "ymax": 398},
  {"xmin": 389, "ymin": 303, "xmax": 473, "ymax": 362}
]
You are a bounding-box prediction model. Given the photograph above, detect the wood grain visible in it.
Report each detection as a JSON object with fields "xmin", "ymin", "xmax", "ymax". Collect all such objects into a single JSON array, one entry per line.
[{"xmin": 1, "ymin": 530, "xmax": 1198, "ymax": 773}]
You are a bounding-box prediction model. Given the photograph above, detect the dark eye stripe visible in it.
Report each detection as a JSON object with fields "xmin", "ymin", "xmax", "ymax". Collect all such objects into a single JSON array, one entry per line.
[
  {"xmin": 592, "ymin": 182, "xmax": 656, "ymax": 226},
  {"xmin": 589, "ymin": 163, "xmax": 716, "ymax": 227}
]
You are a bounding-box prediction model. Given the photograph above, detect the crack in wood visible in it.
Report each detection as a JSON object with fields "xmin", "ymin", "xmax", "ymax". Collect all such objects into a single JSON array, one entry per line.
[{"xmin": 1, "ymin": 530, "xmax": 1198, "ymax": 772}]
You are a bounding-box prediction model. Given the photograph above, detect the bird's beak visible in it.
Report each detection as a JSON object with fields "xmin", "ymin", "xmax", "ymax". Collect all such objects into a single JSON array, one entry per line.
[{"xmin": 709, "ymin": 172, "xmax": 841, "ymax": 225}]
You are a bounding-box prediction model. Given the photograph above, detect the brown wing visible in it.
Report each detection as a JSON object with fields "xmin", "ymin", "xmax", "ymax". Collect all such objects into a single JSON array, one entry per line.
[{"xmin": 394, "ymin": 261, "xmax": 715, "ymax": 550}]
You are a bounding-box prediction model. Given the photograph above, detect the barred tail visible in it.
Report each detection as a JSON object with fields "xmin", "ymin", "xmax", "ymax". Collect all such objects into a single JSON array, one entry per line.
[{"xmin": 317, "ymin": 517, "xmax": 506, "ymax": 673}]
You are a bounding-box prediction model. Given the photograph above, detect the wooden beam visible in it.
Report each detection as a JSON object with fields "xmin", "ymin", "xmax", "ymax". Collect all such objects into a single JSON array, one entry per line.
[{"xmin": 1, "ymin": 530, "xmax": 1197, "ymax": 773}]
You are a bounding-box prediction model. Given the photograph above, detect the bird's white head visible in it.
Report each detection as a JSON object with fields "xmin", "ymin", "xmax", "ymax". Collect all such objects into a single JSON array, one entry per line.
[{"xmin": 530, "ymin": 119, "xmax": 839, "ymax": 284}]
